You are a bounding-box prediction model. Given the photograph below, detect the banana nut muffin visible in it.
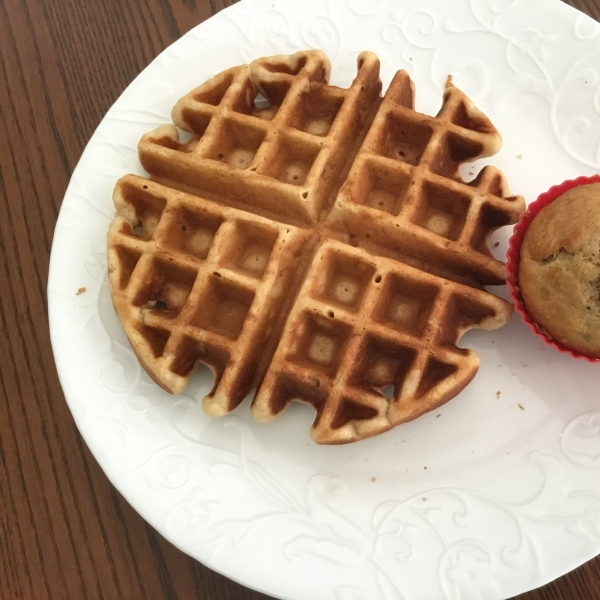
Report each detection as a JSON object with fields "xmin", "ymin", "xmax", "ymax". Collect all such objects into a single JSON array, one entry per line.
[{"xmin": 519, "ymin": 183, "xmax": 600, "ymax": 358}]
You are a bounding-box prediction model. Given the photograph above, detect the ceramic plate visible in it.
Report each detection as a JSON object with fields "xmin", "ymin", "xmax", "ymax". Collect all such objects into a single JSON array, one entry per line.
[{"xmin": 48, "ymin": 1, "xmax": 600, "ymax": 598}]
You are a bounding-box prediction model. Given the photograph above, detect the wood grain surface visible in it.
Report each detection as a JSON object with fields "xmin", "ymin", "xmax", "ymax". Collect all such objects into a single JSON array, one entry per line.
[{"xmin": 1, "ymin": 0, "xmax": 599, "ymax": 598}]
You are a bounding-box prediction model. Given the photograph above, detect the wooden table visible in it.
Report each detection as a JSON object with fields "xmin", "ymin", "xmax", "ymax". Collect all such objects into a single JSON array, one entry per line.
[{"xmin": 1, "ymin": 0, "xmax": 599, "ymax": 598}]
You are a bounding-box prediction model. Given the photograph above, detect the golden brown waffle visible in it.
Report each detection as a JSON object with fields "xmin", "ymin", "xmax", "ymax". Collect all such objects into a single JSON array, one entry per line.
[
  {"xmin": 252, "ymin": 240, "xmax": 512, "ymax": 443},
  {"xmin": 139, "ymin": 51, "xmax": 382, "ymax": 225},
  {"xmin": 108, "ymin": 50, "xmax": 525, "ymax": 444},
  {"xmin": 108, "ymin": 175, "xmax": 315, "ymax": 416},
  {"xmin": 326, "ymin": 70, "xmax": 523, "ymax": 286}
]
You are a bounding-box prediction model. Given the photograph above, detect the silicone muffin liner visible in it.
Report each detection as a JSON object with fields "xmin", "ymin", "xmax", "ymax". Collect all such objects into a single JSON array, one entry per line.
[{"xmin": 506, "ymin": 175, "xmax": 600, "ymax": 363}]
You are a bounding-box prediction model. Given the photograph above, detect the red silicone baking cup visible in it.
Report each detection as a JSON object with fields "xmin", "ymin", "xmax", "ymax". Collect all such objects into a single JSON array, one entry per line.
[{"xmin": 506, "ymin": 175, "xmax": 600, "ymax": 363}]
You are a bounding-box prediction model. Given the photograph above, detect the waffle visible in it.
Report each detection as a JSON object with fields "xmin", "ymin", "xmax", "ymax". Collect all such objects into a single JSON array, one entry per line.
[
  {"xmin": 108, "ymin": 50, "xmax": 525, "ymax": 444},
  {"xmin": 138, "ymin": 51, "xmax": 382, "ymax": 225},
  {"xmin": 108, "ymin": 175, "xmax": 315, "ymax": 416}
]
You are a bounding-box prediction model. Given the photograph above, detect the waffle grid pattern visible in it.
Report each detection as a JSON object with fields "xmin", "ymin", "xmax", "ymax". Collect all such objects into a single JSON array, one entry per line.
[
  {"xmin": 108, "ymin": 176, "xmax": 314, "ymax": 414},
  {"xmin": 138, "ymin": 52, "xmax": 382, "ymax": 225},
  {"xmin": 108, "ymin": 50, "xmax": 525, "ymax": 443},
  {"xmin": 253, "ymin": 241, "xmax": 510, "ymax": 443},
  {"xmin": 328, "ymin": 70, "xmax": 524, "ymax": 286}
]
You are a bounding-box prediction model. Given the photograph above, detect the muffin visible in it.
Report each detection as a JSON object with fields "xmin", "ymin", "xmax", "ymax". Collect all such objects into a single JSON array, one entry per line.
[{"xmin": 514, "ymin": 181, "xmax": 600, "ymax": 359}]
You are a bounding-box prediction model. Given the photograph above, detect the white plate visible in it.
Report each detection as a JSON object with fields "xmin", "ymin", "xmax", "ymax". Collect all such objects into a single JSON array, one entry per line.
[{"xmin": 48, "ymin": 1, "xmax": 600, "ymax": 598}]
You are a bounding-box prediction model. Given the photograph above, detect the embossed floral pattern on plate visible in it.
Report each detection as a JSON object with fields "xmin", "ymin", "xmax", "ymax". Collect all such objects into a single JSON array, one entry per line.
[{"xmin": 48, "ymin": 1, "xmax": 600, "ymax": 599}]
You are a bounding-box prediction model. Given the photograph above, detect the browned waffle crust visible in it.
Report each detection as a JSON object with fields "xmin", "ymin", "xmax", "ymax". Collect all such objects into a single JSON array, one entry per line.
[{"xmin": 107, "ymin": 50, "xmax": 525, "ymax": 444}]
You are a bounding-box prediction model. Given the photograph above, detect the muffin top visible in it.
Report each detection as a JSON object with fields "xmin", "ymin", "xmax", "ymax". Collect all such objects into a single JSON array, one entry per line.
[{"xmin": 519, "ymin": 182, "xmax": 600, "ymax": 358}]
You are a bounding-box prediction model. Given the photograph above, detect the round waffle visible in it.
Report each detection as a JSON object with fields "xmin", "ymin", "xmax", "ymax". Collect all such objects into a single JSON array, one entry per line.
[{"xmin": 107, "ymin": 50, "xmax": 525, "ymax": 444}]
